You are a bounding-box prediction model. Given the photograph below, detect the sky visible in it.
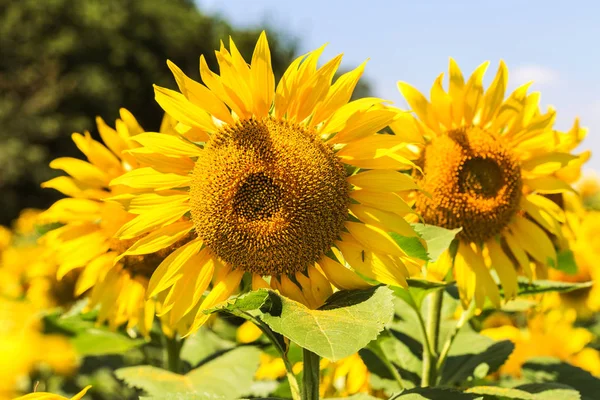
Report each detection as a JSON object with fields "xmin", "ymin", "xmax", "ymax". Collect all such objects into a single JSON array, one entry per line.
[{"xmin": 198, "ymin": 0, "xmax": 599, "ymax": 170}]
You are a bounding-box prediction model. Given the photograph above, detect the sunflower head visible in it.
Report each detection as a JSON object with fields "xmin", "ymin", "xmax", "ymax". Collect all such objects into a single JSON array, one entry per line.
[
  {"xmin": 415, "ymin": 126, "xmax": 522, "ymax": 242},
  {"xmin": 111, "ymin": 31, "xmax": 420, "ymax": 334},
  {"xmin": 396, "ymin": 59, "xmax": 588, "ymax": 307},
  {"xmin": 190, "ymin": 117, "xmax": 350, "ymax": 276}
]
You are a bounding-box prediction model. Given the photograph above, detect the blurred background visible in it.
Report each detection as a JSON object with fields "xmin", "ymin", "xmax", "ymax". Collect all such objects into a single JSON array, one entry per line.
[{"xmin": 0, "ymin": 0, "xmax": 597, "ymax": 225}]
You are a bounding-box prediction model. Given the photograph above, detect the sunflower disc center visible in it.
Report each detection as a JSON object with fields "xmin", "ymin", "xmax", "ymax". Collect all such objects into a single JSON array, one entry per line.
[
  {"xmin": 190, "ymin": 118, "xmax": 350, "ymax": 276},
  {"xmin": 459, "ymin": 157, "xmax": 504, "ymax": 198},
  {"xmin": 414, "ymin": 127, "xmax": 522, "ymax": 242},
  {"xmin": 232, "ymin": 173, "xmax": 283, "ymax": 221}
]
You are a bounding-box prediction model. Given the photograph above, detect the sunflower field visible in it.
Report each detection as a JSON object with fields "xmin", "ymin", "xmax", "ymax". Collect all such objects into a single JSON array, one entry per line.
[{"xmin": 2, "ymin": 3, "xmax": 600, "ymax": 400}]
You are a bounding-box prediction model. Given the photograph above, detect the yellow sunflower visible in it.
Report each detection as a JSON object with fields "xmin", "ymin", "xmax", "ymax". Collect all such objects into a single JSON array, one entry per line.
[
  {"xmin": 482, "ymin": 309, "xmax": 600, "ymax": 377},
  {"xmin": 395, "ymin": 59, "xmax": 587, "ymax": 308},
  {"xmin": 110, "ymin": 32, "xmax": 421, "ymax": 336},
  {"xmin": 13, "ymin": 386, "xmax": 91, "ymax": 400},
  {"xmin": 40, "ymin": 109, "xmax": 180, "ymax": 335},
  {"xmin": 544, "ymin": 188, "xmax": 600, "ymax": 317}
]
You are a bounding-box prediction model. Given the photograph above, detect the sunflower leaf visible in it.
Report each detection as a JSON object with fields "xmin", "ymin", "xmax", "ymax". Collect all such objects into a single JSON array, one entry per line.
[
  {"xmin": 466, "ymin": 384, "xmax": 580, "ymax": 399},
  {"xmin": 391, "ymin": 387, "xmax": 482, "ymax": 399},
  {"xmin": 512, "ymin": 279, "xmax": 592, "ymax": 296},
  {"xmin": 413, "ymin": 223, "xmax": 462, "ymax": 262},
  {"xmin": 260, "ymin": 286, "xmax": 394, "ymax": 361},
  {"xmin": 115, "ymin": 346, "xmax": 260, "ymax": 398}
]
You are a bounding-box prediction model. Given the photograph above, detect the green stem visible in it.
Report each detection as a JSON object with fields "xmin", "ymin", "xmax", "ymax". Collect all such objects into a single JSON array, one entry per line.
[
  {"xmin": 240, "ymin": 311, "xmax": 301, "ymax": 400},
  {"xmin": 421, "ymin": 289, "xmax": 443, "ymax": 387},
  {"xmin": 165, "ymin": 335, "xmax": 183, "ymax": 373},
  {"xmin": 301, "ymin": 348, "xmax": 320, "ymax": 400},
  {"xmin": 436, "ymin": 301, "xmax": 476, "ymax": 373}
]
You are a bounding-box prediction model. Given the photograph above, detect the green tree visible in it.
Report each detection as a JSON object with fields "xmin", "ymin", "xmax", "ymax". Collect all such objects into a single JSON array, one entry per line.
[{"xmin": 0, "ymin": 0, "xmax": 299, "ymax": 224}]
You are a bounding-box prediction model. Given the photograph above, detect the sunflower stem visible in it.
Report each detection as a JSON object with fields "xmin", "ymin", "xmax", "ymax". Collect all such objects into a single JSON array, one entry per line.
[
  {"xmin": 421, "ymin": 289, "xmax": 443, "ymax": 387},
  {"xmin": 240, "ymin": 311, "xmax": 301, "ymax": 400},
  {"xmin": 302, "ymin": 348, "xmax": 320, "ymax": 400},
  {"xmin": 436, "ymin": 300, "xmax": 476, "ymax": 374},
  {"xmin": 165, "ymin": 335, "xmax": 183, "ymax": 374}
]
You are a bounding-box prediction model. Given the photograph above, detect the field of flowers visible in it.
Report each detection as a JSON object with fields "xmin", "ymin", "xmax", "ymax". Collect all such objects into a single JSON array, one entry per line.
[{"xmin": 1, "ymin": 30, "xmax": 598, "ymax": 400}]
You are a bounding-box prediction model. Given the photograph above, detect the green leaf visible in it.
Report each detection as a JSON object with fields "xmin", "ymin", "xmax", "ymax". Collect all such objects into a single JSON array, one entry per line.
[
  {"xmin": 466, "ymin": 384, "xmax": 580, "ymax": 400},
  {"xmin": 522, "ymin": 357, "xmax": 600, "ymax": 400},
  {"xmin": 555, "ymin": 250, "xmax": 578, "ymax": 275},
  {"xmin": 328, "ymin": 394, "xmax": 381, "ymax": 400},
  {"xmin": 204, "ymin": 289, "xmax": 270, "ymax": 315},
  {"xmin": 514, "ymin": 279, "xmax": 592, "ymax": 296},
  {"xmin": 390, "ymin": 233, "xmax": 429, "ymax": 261},
  {"xmin": 116, "ymin": 346, "xmax": 260, "ymax": 398},
  {"xmin": 71, "ymin": 327, "xmax": 145, "ymax": 356},
  {"xmin": 441, "ymin": 334, "xmax": 514, "ymax": 385},
  {"xmin": 180, "ymin": 326, "xmax": 235, "ymax": 367},
  {"xmin": 412, "ymin": 223, "xmax": 462, "ymax": 262},
  {"xmin": 392, "ymin": 387, "xmax": 482, "ymax": 399},
  {"xmin": 44, "ymin": 310, "xmax": 145, "ymax": 356},
  {"xmin": 466, "ymin": 385, "xmax": 581, "ymax": 400},
  {"xmin": 261, "ymin": 286, "xmax": 394, "ymax": 361}
]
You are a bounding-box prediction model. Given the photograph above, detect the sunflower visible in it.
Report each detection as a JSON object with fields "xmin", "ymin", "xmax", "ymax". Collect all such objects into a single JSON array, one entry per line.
[
  {"xmin": 110, "ymin": 32, "xmax": 421, "ymax": 336},
  {"xmin": 40, "ymin": 109, "xmax": 181, "ymax": 335},
  {"xmin": 544, "ymin": 189, "xmax": 600, "ymax": 318},
  {"xmin": 0, "ymin": 299, "xmax": 78, "ymax": 399},
  {"xmin": 482, "ymin": 310, "xmax": 600, "ymax": 377},
  {"xmin": 13, "ymin": 386, "xmax": 91, "ymax": 400},
  {"xmin": 394, "ymin": 59, "xmax": 588, "ymax": 307}
]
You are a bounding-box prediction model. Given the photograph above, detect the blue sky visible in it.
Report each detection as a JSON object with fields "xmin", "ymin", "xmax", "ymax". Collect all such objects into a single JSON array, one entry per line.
[{"xmin": 198, "ymin": 0, "xmax": 599, "ymax": 170}]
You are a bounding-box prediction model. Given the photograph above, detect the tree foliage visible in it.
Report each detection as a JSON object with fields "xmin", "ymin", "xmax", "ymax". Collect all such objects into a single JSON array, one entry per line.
[{"xmin": 0, "ymin": 0, "xmax": 300, "ymax": 224}]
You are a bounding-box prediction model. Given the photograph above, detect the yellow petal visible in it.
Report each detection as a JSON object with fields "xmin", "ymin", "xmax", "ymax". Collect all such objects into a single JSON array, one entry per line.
[
  {"xmin": 75, "ymin": 252, "xmax": 115, "ymax": 295},
  {"xmin": 320, "ymin": 98, "xmax": 387, "ymax": 135},
  {"xmin": 41, "ymin": 176, "xmax": 108, "ymax": 199},
  {"xmin": 524, "ymin": 176, "xmax": 574, "ymax": 194},
  {"xmin": 426, "ymin": 249, "xmax": 452, "ymax": 281},
  {"xmin": 110, "ymin": 167, "xmax": 191, "ymax": 190},
  {"xmin": 526, "ymin": 193, "xmax": 565, "ymax": 222},
  {"xmin": 455, "ymin": 241, "xmax": 501, "ymax": 308},
  {"xmin": 122, "ymin": 193, "xmax": 189, "ymax": 215},
  {"xmin": 188, "ymin": 268, "xmax": 244, "ymax": 334},
  {"xmin": 96, "ymin": 116, "xmax": 130, "ymax": 158},
  {"xmin": 51, "ymin": 157, "xmax": 110, "ymax": 187},
  {"xmin": 337, "ymin": 134, "xmax": 417, "ymax": 167},
  {"xmin": 520, "ymin": 196, "xmax": 560, "ymax": 235},
  {"xmin": 147, "ymin": 238, "xmax": 203, "ymax": 297},
  {"xmin": 71, "ymin": 132, "xmax": 122, "ymax": 175},
  {"xmin": 345, "ymin": 222, "xmax": 405, "ymax": 258},
  {"xmin": 521, "ymin": 152, "xmax": 578, "ymax": 175},
  {"xmin": 347, "ymin": 170, "xmax": 418, "ymax": 192},
  {"xmin": 126, "ymin": 148, "xmax": 195, "ymax": 175},
  {"xmin": 118, "ymin": 220, "xmax": 194, "ymax": 258},
  {"xmin": 486, "ymin": 239, "xmax": 518, "ymax": 300},
  {"xmin": 462, "ymin": 61, "xmax": 489, "ymax": 124},
  {"xmin": 154, "ymin": 85, "xmax": 217, "ymax": 133},
  {"xmin": 167, "ymin": 251, "xmax": 216, "ymax": 324},
  {"xmin": 503, "ymin": 230, "xmax": 533, "ymax": 279},
  {"xmin": 250, "ymin": 31, "xmax": 275, "ymax": 117},
  {"xmin": 349, "ymin": 204, "xmax": 417, "ymax": 237},
  {"xmin": 510, "ymin": 216, "xmax": 557, "ymax": 266},
  {"xmin": 350, "ymin": 189, "xmax": 414, "ymax": 216},
  {"xmin": 311, "ymin": 60, "xmax": 367, "ymax": 127},
  {"xmin": 480, "ymin": 60, "xmax": 508, "ymax": 126},
  {"xmin": 330, "ymin": 107, "xmax": 398, "ymax": 144},
  {"xmin": 115, "ymin": 203, "xmax": 189, "ymax": 239},
  {"xmin": 200, "ymin": 54, "xmax": 247, "ymax": 119},
  {"xmin": 448, "ymin": 58, "xmax": 465, "ymax": 125},
  {"xmin": 336, "ymin": 233, "xmax": 408, "ymax": 287},
  {"xmin": 398, "ymin": 81, "xmax": 440, "ymax": 133},
  {"xmin": 167, "ymin": 60, "xmax": 233, "ymax": 124},
  {"xmin": 388, "ymin": 112, "xmax": 426, "ymax": 144},
  {"xmin": 252, "ymin": 274, "xmax": 271, "ymax": 290},
  {"xmin": 131, "ymin": 132, "xmax": 203, "ymax": 157},
  {"xmin": 317, "ymin": 256, "xmax": 372, "ymax": 291},
  {"xmin": 430, "ymin": 73, "xmax": 453, "ymax": 129}
]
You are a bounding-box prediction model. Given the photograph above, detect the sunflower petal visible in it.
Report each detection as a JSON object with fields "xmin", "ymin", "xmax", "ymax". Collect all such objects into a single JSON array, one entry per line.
[{"xmin": 347, "ymin": 170, "xmax": 418, "ymax": 192}]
